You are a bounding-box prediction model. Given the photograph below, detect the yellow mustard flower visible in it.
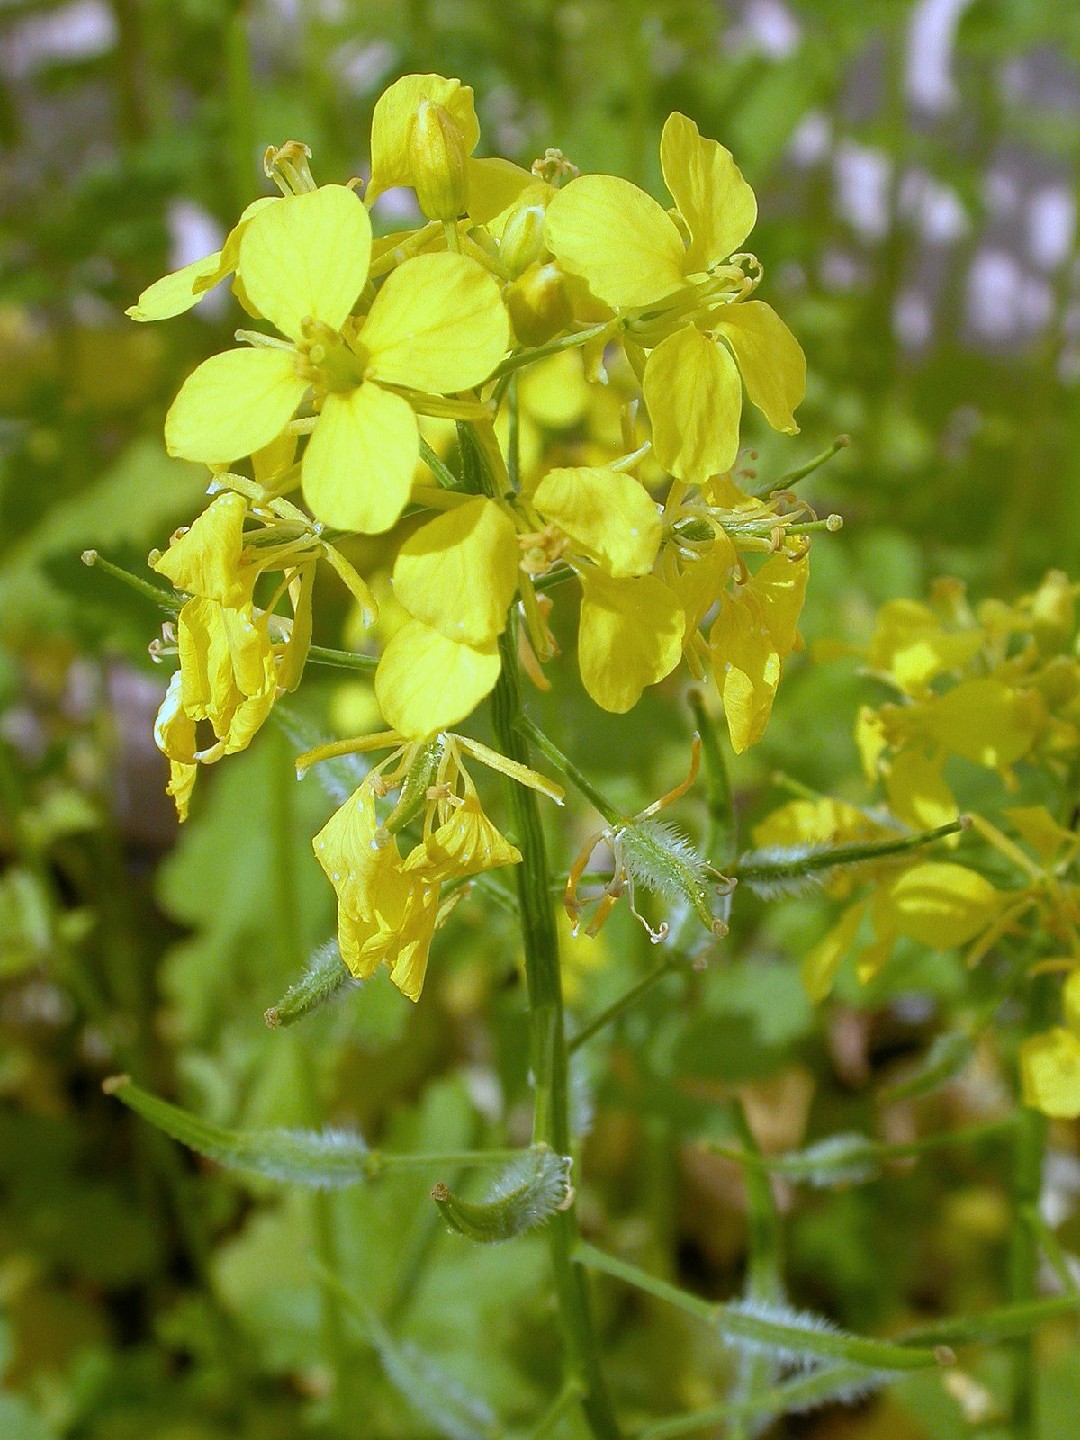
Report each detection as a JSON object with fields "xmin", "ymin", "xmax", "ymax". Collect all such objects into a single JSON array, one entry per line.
[
  {"xmin": 544, "ymin": 112, "xmax": 805, "ymax": 481},
  {"xmin": 163, "ymin": 184, "xmax": 510, "ymax": 534},
  {"xmin": 374, "ymin": 465, "xmax": 678, "ymax": 736}
]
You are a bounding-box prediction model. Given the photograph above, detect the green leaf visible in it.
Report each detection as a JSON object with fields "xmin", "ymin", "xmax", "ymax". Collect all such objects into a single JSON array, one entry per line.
[{"xmin": 105, "ymin": 1076, "xmax": 372, "ymax": 1188}]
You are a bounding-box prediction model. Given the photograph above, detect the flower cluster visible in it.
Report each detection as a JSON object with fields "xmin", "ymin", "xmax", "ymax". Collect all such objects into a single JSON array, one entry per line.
[
  {"xmin": 753, "ymin": 570, "xmax": 1080, "ymax": 1116},
  {"xmin": 132, "ymin": 72, "xmax": 818, "ymax": 997}
]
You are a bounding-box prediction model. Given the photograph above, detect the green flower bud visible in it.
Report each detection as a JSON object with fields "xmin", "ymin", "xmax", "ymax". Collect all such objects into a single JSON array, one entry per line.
[
  {"xmin": 500, "ymin": 203, "xmax": 547, "ymax": 278},
  {"xmin": 506, "ymin": 261, "xmax": 572, "ymax": 346},
  {"xmin": 409, "ymin": 100, "xmax": 469, "ymax": 221}
]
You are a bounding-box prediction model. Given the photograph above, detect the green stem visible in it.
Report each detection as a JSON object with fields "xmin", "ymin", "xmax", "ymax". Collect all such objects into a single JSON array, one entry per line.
[
  {"xmin": 517, "ymin": 715, "xmax": 622, "ymax": 825},
  {"xmin": 490, "ymin": 628, "xmax": 621, "ymax": 1440},
  {"xmin": 567, "ymin": 958, "xmax": 678, "ymax": 1055},
  {"xmin": 81, "ymin": 550, "xmax": 176, "ymax": 611},
  {"xmin": 271, "ymin": 732, "xmax": 349, "ymax": 1419},
  {"xmin": 306, "ymin": 644, "xmax": 379, "ymax": 674},
  {"xmin": 489, "ymin": 321, "xmax": 615, "ymax": 383},
  {"xmin": 1009, "ymin": 1105, "xmax": 1048, "ymax": 1438},
  {"xmin": 575, "ymin": 1243, "xmax": 943, "ymax": 1373},
  {"xmin": 733, "ymin": 817, "xmax": 970, "ymax": 887},
  {"xmin": 687, "ymin": 690, "xmax": 735, "ymax": 866},
  {"xmin": 763, "ymin": 435, "xmax": 850, "ymax": 494}
]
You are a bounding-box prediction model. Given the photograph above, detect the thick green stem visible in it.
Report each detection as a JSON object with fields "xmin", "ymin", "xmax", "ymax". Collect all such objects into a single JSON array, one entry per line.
[
  {"xmin": 270, "ymin": 732, "xmax": 349, "ymax": 1420},
  {"xmin": 1009, "ymin": 1105, "xmax": 1048, "ymax": 1438},
  {"xmin": 490, "ymin": 628, "xmax": 621, "ymax": 1440}
]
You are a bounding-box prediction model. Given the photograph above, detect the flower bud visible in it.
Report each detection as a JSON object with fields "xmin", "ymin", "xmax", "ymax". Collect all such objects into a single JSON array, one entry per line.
[
  {"xmin": 408, "ymin": 100, "xmax": 469, "ymax": 221},
  {"xmin": 499, "ymin": 203, "xmax": 547, "ymax": 278},
  {"xmin": 506, "ymin": 262, "xmax": 572, "ymax": 346}
]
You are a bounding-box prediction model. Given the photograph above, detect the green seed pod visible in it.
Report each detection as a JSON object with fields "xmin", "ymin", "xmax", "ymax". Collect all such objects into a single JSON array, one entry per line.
[{"xmin": 432, "ymin": 1146, "xmax": 572, "ymax": 1243}]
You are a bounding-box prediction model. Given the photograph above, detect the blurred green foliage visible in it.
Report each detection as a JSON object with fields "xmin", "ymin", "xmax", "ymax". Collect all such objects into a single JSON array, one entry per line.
[{"xmin": 2, "ymin": 1, "xmax": 1080, "ymax": 1436}]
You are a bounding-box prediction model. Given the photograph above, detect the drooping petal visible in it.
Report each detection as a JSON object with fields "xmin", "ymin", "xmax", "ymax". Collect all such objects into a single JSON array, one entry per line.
[
  {"xmin": 367, "ymin": 73, "xmax": 480, "ymax": 202},
  {"xmin": 387, "ymin": 883, "xmax": 441, "ymax": 1002},
  {"xmin": 165, "ymin": 347, "xmax": 307, "ymax": 464},
  {"xmin": 533, "ymin": 467, "xmax": 662, "ymax": 578},
  {"xmin": 238, "ymin": 185, "xmax": 372, "ymax": 341},
  {"xmin": 302, "ymin": 382, "xmax": 417, "ymax": 534},
  {"xmin": 659, "ymin": 112, "xmax": 757, "ymax": 271},
  {"xmin": 544, "ymin": 174, "xmax": 686, "ymax": 309},
  {"xmin": 361, "ymin": 252, "xmax": 509, "ymax": 393},
  {"xmin": 644, "ymin": 326, "xmax": 741, "ymax": 482},
  {"xmin": 577, "ymin": 570, "xmax": 684, "ymax": 713},
  {"xmin": 393, "ymin": 497, "xmax": 519, "ymax": 646},
  {"xmin": 406, "ymin": 777, "xmax": 521, "ymax": 882},
  {"xmin": 152, "ymin": 492, "xmax": 253, "ymax": 606},
  {"xmin": 375, "ymin": 619, "xmax": 502, "ymax": 738},
  {"xmin": 127, "ymin": 252, "xmax": 226, "ymax": 322},
  {"xmin": 713, "ymin": 301, "xmax": 805, "ymax": 435}
]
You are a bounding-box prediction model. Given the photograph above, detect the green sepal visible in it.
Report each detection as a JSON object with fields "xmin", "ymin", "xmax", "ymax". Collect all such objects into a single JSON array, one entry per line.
[
  {"xmin": 431, "ymin": 1146, "xmax": 572, "ymax": 1243},
  {"xmin": 105, "ymin": 1076, "xmax": 371, "ymax": 1188}
]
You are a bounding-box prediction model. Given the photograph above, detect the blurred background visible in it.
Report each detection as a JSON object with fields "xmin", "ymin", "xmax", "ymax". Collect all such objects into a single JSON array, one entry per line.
[{"xmin": 2, "ymin": 2, "xmax": 1079, "ymax": 1437}]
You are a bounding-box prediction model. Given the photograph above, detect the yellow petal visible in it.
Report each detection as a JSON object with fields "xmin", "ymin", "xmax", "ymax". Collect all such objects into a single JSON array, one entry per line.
[
  {"xmin": 802, "ymin": 899, "xmax": 868, "ymax": 1003},
  {"xmin": 1006, "ymin": 805, "xmax": 1074, "ymax": 864},
  {"xmin": 921, "ymin": 677, "xmax": 1044, "ymax": 770},
  {"xmin": 883, "ymin": 862, "xmax": 999, "ymax": 949},
  {"xmin": 375, "ymin": 619, "xmax": 501, "ymax": 738},
  {"xmin": 713, "ymin": 301, "xmax": 805, "ymax": 435},
  {"xmin": 361, "ymin": 252, "xmax": 509, "ymax": 393},
  {"xmin": 165, "ymin": 347, "xmax": 307, "ymax": 464},
  {"xmin": 387, "ymin": 883, "xmax": 441, "ymax": 1002},
  {"xmin": 302, "ymin": 382, "xmax": 417, "ymax": 534},
  {"xmin": 153, "ymin": 670, "xmax": 197, "ymax": 764},
  {"xmin": 867, "ymin": 598, "xmax": 983, "ymax": 694},
  {"xmin": 660, "ymin": 112, "xmax": 757, "ymax": 271},
  {"xmin": 644, "ymin": 326, "xmax": 741, "ymax": 482},
  {"xmin": 313, "ymin": 780, "xmax": 411, "ymax": 928},
  {"xmin": 544, "ymin": 174, "xmax": 686, "ymax": 309},
  {"xmin": 1020, "ymin": 1028, "xmax": 1080, "ymax": 1118},
  {"xmin": 238, "ymin": 185, "xmax": 372, "ymax": 341},
  {"xmin": 393, "ymin": 497, "xmax": 518, "ymax": 646},
  {"xmin": 533, "ymin": 466, "xmax": 661, "ymax": 578},
  {"xmin": 152, "ymin": 492, "xmax": 252, "ymax": 606},
  {"xmin": 127, "ymin": 252, "xmax": 226, "ymax": 322},
  {"xmin": 368, "ymin": 73, "xmax": 480, "ymax": 201},
  {"xmin": 466, "ymin": 156, "xmax": 534, "ymax": 224},
  {"xmin": 884, "ymin": 748, "xmax": 958, "ymax": 833},
  {"xmin": 577, "ymin": 570, "xmax": 684, "ymax": 713}
]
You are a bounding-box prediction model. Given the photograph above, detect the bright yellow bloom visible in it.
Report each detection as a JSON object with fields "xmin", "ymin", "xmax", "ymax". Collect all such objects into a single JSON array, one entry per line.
[
  {"xmin": 545, "ymin": 112, "xmax": 805, "ymax": 480},
  {"xmin": 374, "ymin": 465, "xmax": 677, "ymax": 736},
  {"xmin": 164, "ymin": 184, "xmax": 510, "ymax": 534}
]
